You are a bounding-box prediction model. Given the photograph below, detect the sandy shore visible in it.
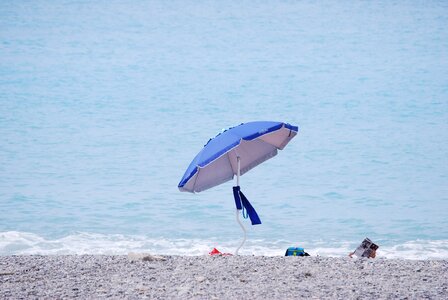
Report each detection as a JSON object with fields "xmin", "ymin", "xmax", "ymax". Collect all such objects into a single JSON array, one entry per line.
[{"xmin": 1, "ymin": 255, "xmax": 447, "ymax": 299}]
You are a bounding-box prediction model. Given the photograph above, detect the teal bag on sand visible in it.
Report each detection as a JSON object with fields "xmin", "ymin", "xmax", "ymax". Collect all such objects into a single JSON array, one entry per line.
[{"xmin": 285, "ymin": 247, "xmax": 310, "ymax": 256}]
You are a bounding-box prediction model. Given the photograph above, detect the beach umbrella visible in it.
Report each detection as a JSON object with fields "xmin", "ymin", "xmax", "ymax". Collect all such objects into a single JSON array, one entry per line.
[{"xmin": 178, "ymin": 121, "xmax": 299, "ymax": 254}]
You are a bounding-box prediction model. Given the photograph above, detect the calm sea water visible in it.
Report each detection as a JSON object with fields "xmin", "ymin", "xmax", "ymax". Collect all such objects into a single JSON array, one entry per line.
[{"xmin": 1, "ymin": 1, "xmax": 447, "ymax": 259}]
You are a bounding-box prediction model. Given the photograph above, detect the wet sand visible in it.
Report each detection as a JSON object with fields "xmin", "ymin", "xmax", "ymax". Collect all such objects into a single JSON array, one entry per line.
[{"xmin": 1, "ymin": 255, "xmax": 447, "ymax": 299}]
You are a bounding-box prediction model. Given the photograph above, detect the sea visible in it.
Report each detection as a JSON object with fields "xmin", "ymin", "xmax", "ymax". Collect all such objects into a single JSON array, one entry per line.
[{"xmin": 1, "ymin": 1, "xmax": 447, "ymax": 259}]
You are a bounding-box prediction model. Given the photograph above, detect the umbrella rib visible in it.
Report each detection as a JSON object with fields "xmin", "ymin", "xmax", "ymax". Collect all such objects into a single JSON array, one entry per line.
[
  {"xmin": 192, "ymin": 166, "xmax": 201, "ymax": 192},
  {"xmin": 226, "ymin": 152, "xmax": 235, "ymax": 177}
]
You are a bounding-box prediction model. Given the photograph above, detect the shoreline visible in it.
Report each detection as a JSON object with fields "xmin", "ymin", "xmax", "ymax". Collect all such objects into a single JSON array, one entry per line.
[{"xmin": 1, "ymin": 255, "xmax": 447, "ymax": 299}]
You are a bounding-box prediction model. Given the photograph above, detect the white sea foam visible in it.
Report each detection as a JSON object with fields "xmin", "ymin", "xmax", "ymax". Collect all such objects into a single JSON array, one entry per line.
[
  {"xmin": 1, "ymin": 231, "xmax": 447, "ymax": 260},
  {"xmin": 378, "ymin": 240, "xmax": 448, "ymax": 260}
]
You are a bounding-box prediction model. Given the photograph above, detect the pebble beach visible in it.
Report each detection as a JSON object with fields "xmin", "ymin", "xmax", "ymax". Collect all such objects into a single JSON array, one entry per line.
[{"xmin": 1, "ymin": 255, "xmax": 447, "ymax": 299}]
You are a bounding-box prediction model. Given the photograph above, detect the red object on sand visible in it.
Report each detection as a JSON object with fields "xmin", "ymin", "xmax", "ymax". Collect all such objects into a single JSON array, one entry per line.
[
  {"xmin": 209, "ymin": 248, "xmax": 222, "ymax": 255},
  {"xmin": 209, "ymin": 248, "xmax": 233, "ymax": 256}
]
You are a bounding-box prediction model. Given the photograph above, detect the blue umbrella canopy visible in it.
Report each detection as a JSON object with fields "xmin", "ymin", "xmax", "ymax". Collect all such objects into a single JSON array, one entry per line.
[{"xmin": 178, "ymin": 121, "xmax": 299, "ymax": 193}]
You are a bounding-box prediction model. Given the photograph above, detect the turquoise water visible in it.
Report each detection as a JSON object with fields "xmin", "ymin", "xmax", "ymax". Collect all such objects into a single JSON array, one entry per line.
[{"xmin": 1, "ymin": 1, "xmax": 447, "ymax": 258}]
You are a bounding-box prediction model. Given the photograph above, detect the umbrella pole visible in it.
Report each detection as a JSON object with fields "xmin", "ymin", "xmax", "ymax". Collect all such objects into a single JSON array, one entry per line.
[
  {"xmin": 235, "ymin": 209, "xmax": 247, "ymax": 255},
  {"xmin": 235, "ymin": 156, "xmax": 247, "ymax": 255}
]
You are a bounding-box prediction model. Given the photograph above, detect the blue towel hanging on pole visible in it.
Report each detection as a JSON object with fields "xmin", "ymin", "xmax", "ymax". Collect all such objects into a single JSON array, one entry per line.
[{"xmin": 232, "ymin": 186, "xmax": 262, "ymax": 225}]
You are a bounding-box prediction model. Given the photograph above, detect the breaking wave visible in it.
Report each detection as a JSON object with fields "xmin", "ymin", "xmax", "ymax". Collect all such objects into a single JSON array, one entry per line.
[{"xmin": 1, "ymin": 231, "xmax": 447, "ymax": 260}]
